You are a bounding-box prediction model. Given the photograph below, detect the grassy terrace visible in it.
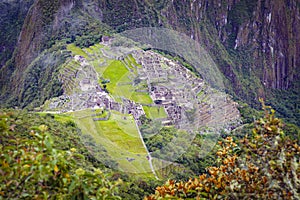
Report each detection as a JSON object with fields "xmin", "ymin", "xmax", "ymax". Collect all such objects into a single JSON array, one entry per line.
[
  {"xmin": 101, "ymin": 57, "xmax": 153, "ymax": 105},
  {"xmin": 143, "ymin": 106, "xmax": 167, "ymax": 119},
  {"xmin": 59, "ymin": 109, "xmax": 154, "ymax": 176},
  {"xmin": 103, "ymin": 60, "xmax": 129, "ymax": 94},
  {"xmin": 65, "ymin": 42, "xmax": 154, "ymax": 105},
  {"xmin": 67, "ymin": 43, "xmax": 88, "ymax": 58},
  {"xmin": 58, "ymin": 43, "xmax": 159, "ymax": 175},
  {"xmin": 131, "ymin": 92, "xmax": 153, "ymax": 104}
]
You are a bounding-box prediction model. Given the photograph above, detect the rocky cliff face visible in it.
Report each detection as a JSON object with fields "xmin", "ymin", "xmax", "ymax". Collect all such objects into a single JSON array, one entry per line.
[
  {"xmin": 14, "ymin": 0, "xmax": 77, "ymax": 74},
  {"xmin": 208, "ymin": 0, "xmax": 299, "ymax": 90},
  {"xmin": 8, "ymin": 0, "xmax": 300, "ymax": 91},
  {"xmin": 0, "ymin": 0, "xmax": 34, "ymax": 67},
  {"xmin": 151, "ymin": 0, "xmax": 299, "ymax": 90}
]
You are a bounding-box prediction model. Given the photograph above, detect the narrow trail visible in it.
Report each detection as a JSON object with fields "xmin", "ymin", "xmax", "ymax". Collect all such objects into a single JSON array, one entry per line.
[{"xmin": 134, "ymin": 120, "xmax": 159, "ymax": 180}]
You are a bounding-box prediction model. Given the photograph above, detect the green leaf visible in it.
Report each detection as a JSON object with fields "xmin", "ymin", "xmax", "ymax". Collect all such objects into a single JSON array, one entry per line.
[
  {"xmin": 68, "ymin": 180, "xmax": 76, "ymax": 193},
  {"xmin": 44, "ymin": 136, "xmax": 52, "ymax": 150},
  {"xmin": 200, "ymin": 192, "xmax": 208, "ymax": 197}
]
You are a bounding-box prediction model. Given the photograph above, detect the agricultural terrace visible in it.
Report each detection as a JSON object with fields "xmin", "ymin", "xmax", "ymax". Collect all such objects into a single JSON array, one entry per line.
[{"xmin": 68, "ymin": 109, "xmax": 154, "ymax": 176}]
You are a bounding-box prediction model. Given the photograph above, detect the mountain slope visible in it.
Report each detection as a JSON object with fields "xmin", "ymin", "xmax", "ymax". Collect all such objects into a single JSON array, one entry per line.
[
  {"xmin": 0, "ymin": 0, "xmax": 34, "ymax": 67},
  {"xmin": 0, "ymin": 0, "xmax": 299, "ymax": 124}
]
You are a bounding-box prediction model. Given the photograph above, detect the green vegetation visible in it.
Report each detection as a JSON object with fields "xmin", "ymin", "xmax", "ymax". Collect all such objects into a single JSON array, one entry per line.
[
  {"xmin": 16, "ymin": 44, "xmax": 69, "ymax": 109},
  {"xmin": 128, "ymin": 54, "xmax": 140, "ymax": 67},
  {"xmin": 1, "ymin": 0, "xmax": 299, "ymax": 129},
  {"xmin": 0, "ymin": 109, "xmax": 162, "ymax": 199},
  {"xmin": 107, "ymin": 69, "xmax": 134, "ymax": 101},
  {"xmin": 0, "ymin": 0, "xmax": 34, "ymax": 66},
  {"xmin": 1, "ymin": 101, "xmax": 299, "ymax": 199},
  {"xmin": 98, "ymin": 56, "xmax": 153, "ymax": 104},
  {"xmin": 227, "ymin": 0, "xmax": 257, "ymax": 27},
  {"xmin": 153, "ymin": 49, "xmax": 201, "ymax": 78},
  {"xmin": 146, "ymin": 100, "xmax": 300, "ymax": 199},
  {"xmin": 59, "ymin": 42, "xmax": 155, "ymax": 108},
  {"xmin": 100, "ymin": 0, "xmax": 160, "ymax": 32},
  {"xmin": 1, "ymin": 2, "xmax": 299, "ymax": 198},
  {"xmin": 0, "ymin": 110, "xmax": 121, "ymax": 199},
  {"xmin": 151, "ymin": 158, "xmax": 194, "ymax": 180},
  {"xmin": 143, "ymin": 125, "xmax": 217, "ymax": 180},
  {"xmin": 69, "ymin": 109, "xmax": 154, "ymax": 176},
  {"xmin": 67, "ymin": 43, "xmax": 88, "ymax": 58},
  {"xmin": 131, "ymin": 92, "xmax": 153, "ymax": 104},
  {"xmin": 143, "ymin": 106, "xmax": 167, "ymax": 119},
  {"xmin": 266, "ymin": 88, "xmax": 300, "ymax": 126},
  {"xmin": 102, "ymin": 60, "xmax": 129, "ymax": 93}
]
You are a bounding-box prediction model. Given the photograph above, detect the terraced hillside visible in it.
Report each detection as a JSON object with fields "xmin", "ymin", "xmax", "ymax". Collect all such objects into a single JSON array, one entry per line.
[
  {"xmin": 70, "ymin": 109, "xmax": 154, "ymax": 176},
  {"xmin": 43, "ymin": 37, "xmax": 240, "ymax": 175}
]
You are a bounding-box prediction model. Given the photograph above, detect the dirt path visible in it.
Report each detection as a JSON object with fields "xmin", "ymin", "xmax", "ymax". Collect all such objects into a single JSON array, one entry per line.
[{"xmin": 134, "ymin": 120, "xmax": 159, "ymax": 179}]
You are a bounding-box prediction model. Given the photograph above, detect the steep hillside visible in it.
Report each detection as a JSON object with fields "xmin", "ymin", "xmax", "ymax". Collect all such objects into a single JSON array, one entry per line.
[
  {"xmin": 0, "ymin": 1, "xmax": 299, "ymax": 197},
  {"xmin": 38, "ymin": 40, "xmax": 240, "ymax": 178},
  {"xmin": 0, "ymin": 0, "xmax": 299, "ymax": 124},
  {"xmin": 0, "ymin": 109, "xmax": 163, "ymax": 199},
  {"xmin": 0, "ymin": 0, "xmax": 34, "ymax": 67},
  {"xmin": 98, "ymin": 0, "xmax": 300, "ymax": 123},
  {"xmin": 98, "ymin": 0, "xmax": 299, "ymax": 89},
  {"xmin": 0, "ymin": 0, "xmax": 111, "ymax": 108}
]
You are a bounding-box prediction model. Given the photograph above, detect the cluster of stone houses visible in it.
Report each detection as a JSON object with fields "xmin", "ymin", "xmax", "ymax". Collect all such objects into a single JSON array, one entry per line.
[
  {"xmin": 132, "ymin": 50, "xmax": 207, "ymax": 127},
  {"xmin": 49, "ymin": 83, "xmax": 146, "ymax": 124},
  {"xmin": 83, "ymin": 87, "xmax": 146, "ymax": 124},
  {"xmin": 50, "ymin": 45, "xmax": 240, "ymax": 132}
]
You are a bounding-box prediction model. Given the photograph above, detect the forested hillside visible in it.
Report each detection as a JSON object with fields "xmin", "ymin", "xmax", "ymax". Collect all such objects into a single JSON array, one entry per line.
[
  {"xmin": 1, "ymin": 103, "xmax": 299, "ymax": 199},
  {"xmin": 0, "ymin": 0, "xmax": 299, "ymax": 199}
]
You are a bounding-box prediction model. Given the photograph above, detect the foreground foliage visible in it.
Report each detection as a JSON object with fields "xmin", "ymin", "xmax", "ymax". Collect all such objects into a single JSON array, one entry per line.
[
  {"xmin": 1, "ymin": 100, "xmax": 299, "ymax": 199},
  {"xmin": 0, "ymin": 111, "xmax": 121, "ymax": 199},
  {"xmin": 146, "ymin": 100, "xmax": 300, "ymax": 199}
]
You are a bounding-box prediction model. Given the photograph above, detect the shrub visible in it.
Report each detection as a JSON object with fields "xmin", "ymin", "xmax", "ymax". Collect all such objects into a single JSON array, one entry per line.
[
  {"xmin": 0, "ymin": 111, "xmax": 121, "ymax": 199},
  {"xmin": 145, "ymin": 99, "xmax": 300, "ymax": 199}
]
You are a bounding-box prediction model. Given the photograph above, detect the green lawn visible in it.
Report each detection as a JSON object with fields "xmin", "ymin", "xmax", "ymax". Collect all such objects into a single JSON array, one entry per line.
[
  {"xmin": 113, "ymin": 74, "xmax": 135, "ymax": 101},
  {"xmin": 130, "ymin": 92, "xmax": 153, "ymax": 104},
  {"xmin": 73, "ymin": 44, "xmax": 152, "ymax": 105},
  {"xmin": 85, "ymin": 44, "xmax": 106, "ymax": 59},
  {"xmin": 68, "ymin": 109, "xmax": 153, "ymax": 176},
  {"xmin": 83, "ymin": 47, "xmax": 95, "ymax": 54},
  {"xmin": 53, "ymin": 114, "xmax": 74, "ymax": 123},
  {"xmin": 143, "ymin": 106, "xmax": 167, "ymax": 119},
  {"xmin": 124, "ymin": 55, "xmax": 139, "ymax": 74},
  {"xmin": 102, "ymin": 60, "xmax": 129, "ymax": 93},
  {"xmin": 111, "ymin": 75, "xmax": 153, "ymax": 104},
  {"xmin": 67, "ymin": 44, "xmax": 88, "ymax": 58}
]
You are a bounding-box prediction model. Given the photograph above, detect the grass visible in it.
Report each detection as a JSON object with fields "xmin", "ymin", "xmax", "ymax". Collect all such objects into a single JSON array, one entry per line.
[
  {"xmin": 67, "ymin": 44, "xmax": 88, "ymax": 58},
  {"xmin": 110, "ymin": 74, "xmax": 153, "ymax": 104},
  {"xmin": 69, "ymin": 44, "xmax": 152, "ymax": 105},
  {"xmin": 143, "ymin": 106, "xmax": 167, "ymax": 119},
  {"xmin": 85, "ymin": 44, "xmax": 106, "ymax": 58},
  {"xmin": 124, "ymin": 55, "xmax": 140, "ymax": 74},
  {"xmin": 53, "ymin": 114, "xmax": 74, "ymax": 123},
  {"xmin": 94, "ymin": 109, "xmax": 108, "ymax": 118},
  {"xmin": 67, "ymin": 109, "xmax": 154, "ymax": 176},
  {"xmin": 94, "ymin": 59, "xmax": 114, "ymax": 76},
  {"xmin": 128, "ymin": 54, "xmax": 140, "ymax": 67},
  {"xmin": 130, "ymin": 92, "xmax": 153, "ymax": 104},
  {"xmin": 37, "ymin": 112, "xmax": 73, "ymax": 123},
  {"xmin": 113, "ymin": 74, "xmax": 135, "ymax": 101},
  {"xmin": 102, "ymin": 60, "xmax": 129, "ymax": 93}
]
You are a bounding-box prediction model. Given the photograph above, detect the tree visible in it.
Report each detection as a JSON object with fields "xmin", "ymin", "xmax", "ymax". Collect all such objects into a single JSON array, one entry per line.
[
  {"xmin": 145, "ymin": 99, "xmax": 300, "ymax": 199},
  {"xmin": 0, "ymin": 111, "xmax": 121, "ymax": 199}
]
